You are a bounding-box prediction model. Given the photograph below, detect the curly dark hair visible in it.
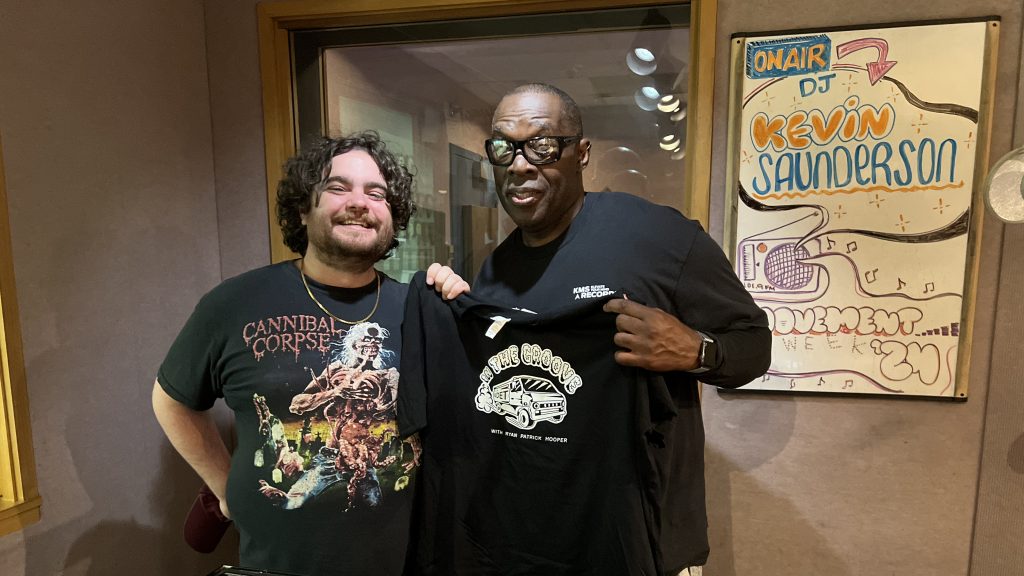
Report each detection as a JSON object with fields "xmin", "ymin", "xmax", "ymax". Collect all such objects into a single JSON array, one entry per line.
[{"xmin": 276, "ymin": 131, "xmax": 416, "ymax": 259}]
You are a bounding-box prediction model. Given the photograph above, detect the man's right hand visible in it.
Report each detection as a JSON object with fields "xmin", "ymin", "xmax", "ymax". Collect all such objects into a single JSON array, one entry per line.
[
  {"xmin": 152, "ymin": 380, "xmax": 233, "ymax": 519},
  {"xmin": 426, "ymin": 263, "xmax": 471, "ymax": 300}
]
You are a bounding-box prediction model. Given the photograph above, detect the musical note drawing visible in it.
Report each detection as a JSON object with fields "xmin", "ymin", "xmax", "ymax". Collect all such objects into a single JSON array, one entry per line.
[
  {"xmin": 761, "ymin": 374, "xmax": 770, "ymax": 382},
  {"xmin": 865, "ymin": 268, "xmax": 878, "ymax": 283},
  {"xmin": 827, "ymin": 237, "xmax": 837, "ymax": 250},
  {"xmin": 789, "ymin": 379, "xmax": 797, "ymax": 389},
  {"xmin": 897, "ymin": 278, "xmax": 906, "ymax": 290},
  {"xmin": 846, "ymin": 241, "xmax": 858, "ymax": 253},
  {"xmin": 924, "ymin": 282, "xmax": 935, "ymax": 293},
  {"xmin": 842, "ymin": 380, "xmax": 854, "ymax": 390},
  {"xmin": 817, "ymin": 377, "xmax": 825, "ymax": 386}
]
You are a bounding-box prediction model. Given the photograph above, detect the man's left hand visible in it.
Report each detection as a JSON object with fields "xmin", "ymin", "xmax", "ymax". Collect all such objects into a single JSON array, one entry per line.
[
  {"xmin": 426, "ymin": 263, "xmax": 471, "ymax": 300},
  {"xmin": 602, "ymin": 298, "xmax": 702, "ymax": 372}
]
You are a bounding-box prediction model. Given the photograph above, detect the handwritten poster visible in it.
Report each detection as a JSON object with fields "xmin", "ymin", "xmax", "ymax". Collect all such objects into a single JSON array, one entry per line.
[{"xmin": 726, "ymin": 20, "xmax": 997, "ymax": 397}]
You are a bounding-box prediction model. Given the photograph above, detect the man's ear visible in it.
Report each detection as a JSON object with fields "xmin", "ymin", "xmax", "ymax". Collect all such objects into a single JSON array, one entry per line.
[{"xmin": 578, "ymin": 138, "xmax": 592, "ymax": 170}]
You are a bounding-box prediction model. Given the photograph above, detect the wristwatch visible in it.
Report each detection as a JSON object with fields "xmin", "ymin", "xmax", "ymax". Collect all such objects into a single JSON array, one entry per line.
[{"xmin": 688, "ymin": 331, "xmax": 719, "ymax": 374}]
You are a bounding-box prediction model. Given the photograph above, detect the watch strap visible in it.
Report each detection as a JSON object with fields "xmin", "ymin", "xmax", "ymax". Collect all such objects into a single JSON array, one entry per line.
[{"xmin": 688, "ymin": 330, "xmax": 715, "ymax": 374}]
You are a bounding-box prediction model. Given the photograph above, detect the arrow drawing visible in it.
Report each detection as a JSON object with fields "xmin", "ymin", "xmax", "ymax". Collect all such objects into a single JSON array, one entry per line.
[{"xmin": 836, "ymin": 38, "xmax": 897, "ymax": 85}]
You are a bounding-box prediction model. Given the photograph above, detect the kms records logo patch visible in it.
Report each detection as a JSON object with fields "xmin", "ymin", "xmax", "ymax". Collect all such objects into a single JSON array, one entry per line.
[
  {"xmin": 572, "ymin": 284, "xmax": 613, "ymax": 300},
  {"xmin": 473, "ymin": 343, "xmax": 582, "ymax": 431}
]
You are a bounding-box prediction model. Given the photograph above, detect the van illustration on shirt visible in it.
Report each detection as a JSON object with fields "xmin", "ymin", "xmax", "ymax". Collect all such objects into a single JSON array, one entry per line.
[{"xmin": 475, "ymin": 375, "xmax": 567, "ymax": 430}]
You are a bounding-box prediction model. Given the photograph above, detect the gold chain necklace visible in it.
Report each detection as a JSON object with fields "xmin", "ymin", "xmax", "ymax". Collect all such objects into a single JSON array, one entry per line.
[{"xmin": 298, "ymin": 259, "xmax": 381, "ymax": 325}]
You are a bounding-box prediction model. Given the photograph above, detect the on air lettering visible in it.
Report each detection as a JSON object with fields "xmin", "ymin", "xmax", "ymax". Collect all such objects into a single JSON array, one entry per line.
[{"xmin": 746, "ymin": 35, "xmax": 831, "ymax": 79}]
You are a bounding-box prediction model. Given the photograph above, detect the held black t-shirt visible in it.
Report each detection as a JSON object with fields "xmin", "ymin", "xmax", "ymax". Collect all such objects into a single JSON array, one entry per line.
[
  {"xmin": 159, "ymin": 261, "xmax": 416, "ymax": 576},
  {"xmin": 399, "ymin": 272, "xmax": 679, "ymax": 576},
  {"xmin": 471, "ymin": 192, "xmax": 772, "ymax": 571}
]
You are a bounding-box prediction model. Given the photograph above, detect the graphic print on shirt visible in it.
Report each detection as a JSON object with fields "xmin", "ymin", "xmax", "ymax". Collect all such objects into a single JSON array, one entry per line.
[
  {"xmin": 473, "ymin": 343, "xmax": 583, "ymax": 431},
  {"xmin": 242, "ymin": 319, "xmax": 420, "ymax": 512}
]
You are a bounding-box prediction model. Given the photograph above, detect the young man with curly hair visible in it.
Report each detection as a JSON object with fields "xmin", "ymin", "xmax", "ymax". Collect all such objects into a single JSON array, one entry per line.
[{"xmin": 153, "ymin": 131, "xmax": 466, "ymax": 575}]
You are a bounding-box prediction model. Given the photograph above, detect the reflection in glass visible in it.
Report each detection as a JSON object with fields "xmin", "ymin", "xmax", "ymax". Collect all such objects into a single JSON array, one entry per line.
[
  {"xmin": 626, "ymin": 47, "xmax": 658, "ymax": 75},
  {"xmin": 302, "ymin": 7, "xmax": 690, "ymax": 279}
]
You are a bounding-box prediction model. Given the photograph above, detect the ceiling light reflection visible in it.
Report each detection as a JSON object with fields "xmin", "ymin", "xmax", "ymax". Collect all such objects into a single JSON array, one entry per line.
[
  {"xmin": 634, "ymin": 86, "xmax": 660, "ymax": 111},
  {"xmin": 658, "ymin": 136, "xmax": 681, "ymax": 150},
  {"xmin": 657, "ymin": 95, "xmax": 680, "ymax": 113},
  {"xmin": 626, "ymin": 48, "xmax": 657, "ymax": 75}
]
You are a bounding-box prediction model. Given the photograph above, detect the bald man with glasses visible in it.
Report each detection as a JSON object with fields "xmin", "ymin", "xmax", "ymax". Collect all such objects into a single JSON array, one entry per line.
[{"xmin": 400, "ymin": 84, "xmax": 771, "ymax": 576}]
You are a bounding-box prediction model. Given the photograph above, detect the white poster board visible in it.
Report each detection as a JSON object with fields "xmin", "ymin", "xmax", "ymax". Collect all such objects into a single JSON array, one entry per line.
[{"xmin": 726, "ymin": 20, "xmax": 998, "ymax": 398}]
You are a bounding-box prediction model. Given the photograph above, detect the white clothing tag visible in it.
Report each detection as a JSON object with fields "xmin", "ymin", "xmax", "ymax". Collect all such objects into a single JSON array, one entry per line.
[{"xmin": 485, "ymin": 316, "xmax": 511, "ymax": 339}]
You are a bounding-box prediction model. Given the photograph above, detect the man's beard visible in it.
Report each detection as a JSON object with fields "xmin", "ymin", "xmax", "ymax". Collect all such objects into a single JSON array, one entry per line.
[{"xmin": 307, "ymin": 217, "xmax": 393, "ymax": 267}]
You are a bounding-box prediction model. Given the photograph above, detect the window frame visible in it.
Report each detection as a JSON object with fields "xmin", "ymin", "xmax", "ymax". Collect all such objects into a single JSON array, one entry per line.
[
  {"xmin": 0, "ymin": 131, "xmax": 41, "ymax": 537},
  {"xmin": 257, "ymin": 0, "xmax": 718, "ymax": 263}
]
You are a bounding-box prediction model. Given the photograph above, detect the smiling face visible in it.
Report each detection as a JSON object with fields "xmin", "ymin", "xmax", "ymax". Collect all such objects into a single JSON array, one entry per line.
[
  {"xmin": 302, "ymin": 149, "xmax": 395, "ymax": 267},
  {"xmin": 491, "ymin": 91, "xmax": 590, "ymax": 247}
]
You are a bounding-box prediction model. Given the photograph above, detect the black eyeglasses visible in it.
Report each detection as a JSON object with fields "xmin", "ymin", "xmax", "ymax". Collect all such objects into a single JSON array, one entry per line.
[{"xmin": 484, "ymin": 136, "xmax": 581, "ymax": 166}]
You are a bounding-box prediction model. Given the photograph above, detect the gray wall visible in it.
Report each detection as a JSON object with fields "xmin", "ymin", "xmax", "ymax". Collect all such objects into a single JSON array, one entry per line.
[
  {"xmin": 706, "ymin": 2, "xmax": 1024, "ymax": 575},
  {"xmin": 0, "ymin": 0, "xmax": 235, "ymax": 574},
  {"xmin": 0, "ymin": 0, "xmax": 1021, "ymax": 574}
]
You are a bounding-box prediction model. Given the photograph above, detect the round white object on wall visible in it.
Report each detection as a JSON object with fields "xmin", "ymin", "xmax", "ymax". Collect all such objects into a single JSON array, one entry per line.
[{"xmin": 984, "ymin": 146, "xmax": 1024, "ymax": 223}]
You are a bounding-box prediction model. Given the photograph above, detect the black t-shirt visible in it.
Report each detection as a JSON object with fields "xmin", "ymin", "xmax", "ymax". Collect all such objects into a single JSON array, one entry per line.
[
  {"xmin": 474, "ymin": 191, "xmax": 770, "ymax": 389},
  {"xmin": 472, "ymin": 192, "xmax": 772, "ymax": 571},
  {"xmin": 400, "ymin": 273, "xmax": 679, "ymax": 575},
  {"xmin": 158, "ymin": 261, "xmax": 416, "ymax": 576}
]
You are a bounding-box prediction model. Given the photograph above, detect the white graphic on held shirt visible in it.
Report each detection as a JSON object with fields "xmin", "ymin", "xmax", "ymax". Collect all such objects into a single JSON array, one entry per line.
[
  {"xmin": 474, "ymin": 343, "xmax": 583, "ymax": 431},
  {"xmin": 572, "ymin": 284, "xmax": 613, "ymax": 300},
  {"xmin": 476, "ymin": 375, "xmax": 566, "ymax": 430}
]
